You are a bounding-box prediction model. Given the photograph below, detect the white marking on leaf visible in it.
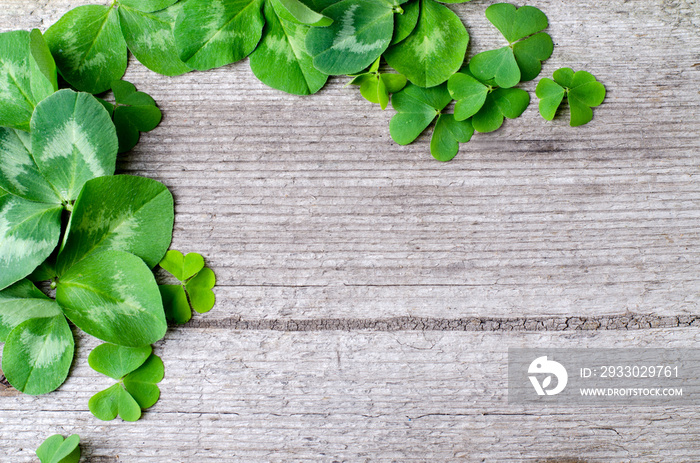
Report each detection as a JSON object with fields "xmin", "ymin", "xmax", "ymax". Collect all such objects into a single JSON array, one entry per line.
[
  {"xmin": 19, "ymin": 327, "xmax": 68, "ymax": 368},
  {"xmin": 333, "ymin": 4, "xmax": 385, "ymax": 54}
]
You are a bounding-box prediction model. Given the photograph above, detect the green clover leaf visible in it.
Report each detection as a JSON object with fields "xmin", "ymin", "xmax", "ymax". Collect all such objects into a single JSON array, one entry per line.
[
  {"xmin": 88, "ymin": 343, "xmax": 152, "ymax": 380},
  {"xmin": 44, "ymin": 5, "xmax": 127, "ymax": 94},
  {"xmin": 118, "ymin": 0, "xmax": 180, "ymax": 13},
  {"xmin": 56, "ymin": 175, "xmax": 174, "ymax": 275},
  {"xmin": 272, "ymin": 0, "xmax": 333, "ymax": 26},
  {"xmin": 36, "ymin": 434, "xmax": 80, "ymax": 463},
  {"xmin": 384, "ymin": 0, "xmax": 469, "ymax": 88},
  {"xmin": 536, "ymin": 68, "xmax": 606, "ymax": 127},
  {"xmin": 0, "ymin": 29, "xmax": 57, "ymax": 131},
  {"xmin": 306, "ymin": 0, "xmax": 397, "ymax": 75},
  {"xmin": 56, "ymin": 250, "xmax": 167, "ymax": 347},
  {"xmin": 469, "ymin": 3, "xmax": 552, "ymax": 88},
  {"xmin": 117, "ymin": 2, "xmax": 192, "ymax": 77},
  {"xmin": 349, "ymin": 58, "xmax": 407, "ymax": 109},
  {"xmin": 390, "ymin": 0, "xmax": 419, "ymax": 46},
  {"xmin": 0, "ymin": 279, "xmax": 61, "ymax": 342},
  {"xmin": 174, "ymin": 0, "xmax": 265, "ymax": 71},
  {"xmin": 249, "ymin": 0, "xmax": 329, "ymax": 95},
  {"xmin": 186, "ymin": 267, "xmax": 217, "ymax": 313},
  {"xmin": 2, "ymin": 314, "xmax": 74, "ymax": 395},
  {"xmin": 448, "ymin": 69, "xmax": 530, "ymax": 133},
  {"xmin": 389, "ymin": 83, "xmax": 473, "ymax": 161},
  {"xmin": 159, "ymin": 250, "xmax": 217, "ymax": 323},
  {"xmin": 98, "ymin": 80, "xmax": 163, "ymax": 154},
  {"xmin": 89, "ymin": 353, "xmax": 164, "ymax": 421}
]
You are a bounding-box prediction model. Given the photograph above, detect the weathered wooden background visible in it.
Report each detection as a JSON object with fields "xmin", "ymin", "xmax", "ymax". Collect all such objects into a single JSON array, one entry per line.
[{"xmin": 1, "ymin": 0, "xmax": 700, "ymax": 461}]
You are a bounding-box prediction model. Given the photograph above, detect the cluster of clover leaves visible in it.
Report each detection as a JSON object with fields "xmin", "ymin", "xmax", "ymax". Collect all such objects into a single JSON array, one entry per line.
[
  {"xmin": 0, "ymin": 0, "xmax": 608, "ymax": 455},
  {"xmin": 0, "ymin": 26, "xmax": 216, "ymax": 426}
]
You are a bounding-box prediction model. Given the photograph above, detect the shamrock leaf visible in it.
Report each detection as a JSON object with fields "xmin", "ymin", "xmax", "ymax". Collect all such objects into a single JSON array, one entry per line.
[
  {"xmin": 45, "ymin": 5, "xmax": 128, "ymax": 94},
  {"xmin": 88, "ymin": 343, "xmax": 152, "ymax": 380},
  {"xmin": 186, "ymin": 267, "xmax": 217, "ymax": 313},
  {"xmin": 390, "ymin": 0, "xmax": 419, "ymax": 45},
  {"xmin": 536, "ymin": 68, "xmax": 606, "ymax": 127},
  {"xmin": 448, "ymin": 69, "xmax": 530, "ymax": 133},
  {"xmin": 159, "ymin": 284, "xmax": 191, "ymax": 324},
  {"xmin": 56, "ymin": 250, "xmax": 167, "ymax": 347},
  {"xmin": 89, "ymin": 383, "xmax": 142, "ymax": 422},
  {"xmin": 117, "ymin": 2, "xmax": 192, "ymax": 77},
  {"xmin": 98, "ymin": 80, "xmax": 163, "ymax": 153},
  {"xmin": 56, "ymin": 175, "xmax": 174, "ymax": 275},
  {"xmin": 118, "ymin": 0, "xmax": 180, "ymax": 13},
  {"xmin": 349, "ymin": 58, "xmax": 407, "ymax": 109},
  {"xmin": 0, "ymin": 29, "xmax": 57, "ymax": 131},
  {"xmin": 384, "ymin": 0, "xmax": 469, "ymax": 88},
  {"xmin": 159, "ymin": 250, "xmax": 217, "ymax": 323},
  {"xmin": 0, "ymin": 279, "xmax": 61, "ymax": 342},
  {"xmin": 389, "ymin": 82, "xmax": 451, "ymax": 145},
  {"xmin": 430, "ymin": 114, "xmax": 474, "ymax": 162},
  {"xmin": 36, "ymin": 434, "xmax": 80, "ymax": 463},
  {"xmin": 2, "ymin": 314, "xmax": 74, "ymax": 395},
  {"xmin": 469, "ymin": 3, "xmax": 552, "ymax": 88},
  {"xmin": 160, "ymin": 250, "xmax": 205, "ymax": 281},
  {"xmin": 389, "ymin": 83, "xmax": 473, "ymax": 161},
  {"xmin": 472, "ymin": 87, "xmax": 530, "ymax": 133},
  {"xmin": 89, "ymin": 353, "xmax": 164, "ymax": 421},
  {"xmin": 306, "ymin": 0, "xmax": 397, "ymax": 75},
  {"xmin": 174, "ymin": 0, "xmax": 265, "ymax": 71},
  {"xmin": 123, "ymin": 354, "xmax": 164, "ymax": 409},
  {"xmin": 249, "ymin": 0, "xmax": 329, "ymax": 95}
]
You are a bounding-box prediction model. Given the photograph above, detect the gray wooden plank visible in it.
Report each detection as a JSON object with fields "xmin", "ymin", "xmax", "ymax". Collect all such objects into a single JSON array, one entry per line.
[
  {"xmin": 2, "ymin": 328, "xmax": 700, "ymax": 462},
  {"xmin": 1, "ymin": 0, "xmax": 699, "ymax": 319}
]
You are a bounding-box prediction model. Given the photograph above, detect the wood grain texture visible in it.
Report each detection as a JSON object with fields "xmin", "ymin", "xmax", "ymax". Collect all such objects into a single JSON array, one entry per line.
[
  {"xmin": 2, "ymin": 0, "xmax": 699, "ymax": 320},
  {"xmin": 3, "ymin": 328, "xmax": 700, "ymax": 462}
]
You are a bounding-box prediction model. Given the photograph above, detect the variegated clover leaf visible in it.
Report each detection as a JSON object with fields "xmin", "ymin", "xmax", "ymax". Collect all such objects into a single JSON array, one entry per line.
[
  {"xmin": 448, "ymin": 68, "xmax": 530, "ymax": 133},
  {"xmin": 45, "ymin": 5, "xmax": 128, "ymax": 94},
  {"xmin": 536, "ymin": 68, "xmax": 606, "ymax": 127},
  {"xmin": 0, "ymin": 89, "xmax": 118, "ymax": 290},
  {"xmin": 249, "ymin": 0, "xmax": 330, "ymax": 95},
  {"xmin": 174, "ymin": 0, "xmax": 266, "ymax": 72},
  {"xmin": 469, "ymin": 3, "xmax": 552, "ymax": 89},
  {"xmin": 349, "ymin": 57, "xmax": 407, "ymax": 110},
  {"xmin": 159, "ymin": 250, "xmax": 217, "ymax": 324},
  {"xmin": 390, "ymin": 83, "xmax": 474, "ymax": 162},
  {"xmin": 36, "ymin": 434, "xmax": 81, "ymax": 463},
  {"xmin": 383, "ymin": 0, "xmax": 469, "ymax": 88},
  {"xmin": 306, "ymin": 0, "xmax": 406, "ymax": 76},
  {"xmin": 89, "ymin": 353, "xmax": 164, "ymax": 422},
  {"xmin": 97, "ymin": 80, "xmax": 163, "ymax": 153},
  {"xmin": 0, "ymin": 29, "xmax": 57, "ymax": 132}
]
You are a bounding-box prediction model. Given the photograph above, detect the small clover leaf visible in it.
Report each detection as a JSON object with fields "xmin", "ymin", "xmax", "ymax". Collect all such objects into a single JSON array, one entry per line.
[
  {"xmin": 89, "ymin": 353, "xmax": 163, "ymax": 422},
  {"xmin": 430, "ymin": 114, "xmax": 474, "ymax": 162},
  {"xmin": 98, "ymin": 80, "xmax": 163, "ymax": 154},
  {"xmin": 271, "ymin": 0, "xmax": 333, "ymax": 26},
  {"xmin": 469, "ymin": 3, "xmax": 552, "ymax": 88},
  {"xmin": 350, "ymin": 58, "xmax": 407, "ymax": 109},
  {"xmin": 449, "ymin": 69, "xmax": 530, "ymax": 133},
  {"xmin": 186, "ymin": 267, "xmax": 217, "ymax": 313},
  {"xmin": 88, "ymin": 343, "xmax": 152, "ymax": 380},
  {"xmin": 160, "ymin": 250, "xmax": 205, "ymax": 281},
  {"xmin": 123, "ymin": 353, "xmax": 165, "ymax": 409},
  {"xmin": 390, "ymin": 0, "xmax": 419, "ymax": 46},
  {"xmin": 536, "ymin": 68, "xmax": 606, "ymax": 127},
  {"xmin": 159, "ymin": 250, "xmax": 217, "ymax": 323},
  {"xmin": 89, "ymin": 383, "xmax": 142, "ymax": 422},
  {"xmin": 389, "ymin": 83, "xmax": 473, "ymax": 161},
  {"xmin": 36, "ymin": 434, "xmax": 80, "ymax": 463}
]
